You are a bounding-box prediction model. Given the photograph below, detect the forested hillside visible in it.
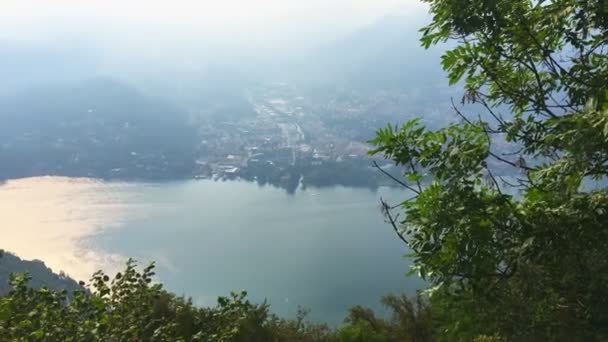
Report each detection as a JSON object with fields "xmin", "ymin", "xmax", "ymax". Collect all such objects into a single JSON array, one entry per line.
[
  {"xmin": 0, "ymin": 250, "xmax": 81, "ymax": 295},
  {"xmin": 0, "ymin": 79, "xmax": 197, "ymax": 180}
]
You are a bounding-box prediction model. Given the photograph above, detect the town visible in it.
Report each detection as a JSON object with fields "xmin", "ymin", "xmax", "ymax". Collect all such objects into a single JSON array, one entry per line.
[
  {"xmin": 0, "ymin": 80, "xmax": 440, "ymax": 192},
  {"xmin": 191, "ymin": 82, "xmax": 414, "ymax": 192}
]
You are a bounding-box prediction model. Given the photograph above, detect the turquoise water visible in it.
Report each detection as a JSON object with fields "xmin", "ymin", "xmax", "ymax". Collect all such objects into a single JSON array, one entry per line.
[{"xmin": 1, "ymin": 177, "xmax": 422, "ymax": 324}]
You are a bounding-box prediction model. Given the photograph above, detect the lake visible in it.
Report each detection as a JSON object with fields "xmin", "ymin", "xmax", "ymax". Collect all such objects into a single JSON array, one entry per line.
[{"xmin": 0, "ymin": 176, "xmax": 422, "ymax": 324}]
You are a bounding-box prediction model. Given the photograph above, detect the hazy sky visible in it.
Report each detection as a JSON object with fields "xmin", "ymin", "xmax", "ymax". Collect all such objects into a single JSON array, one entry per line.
[
  {"xmin": 0, "ymin": 0, "xmax": 428, "ymax": 44},
  {"xmin": 0, "ymin": 0, "xmax": 433, "ymax": 89}
]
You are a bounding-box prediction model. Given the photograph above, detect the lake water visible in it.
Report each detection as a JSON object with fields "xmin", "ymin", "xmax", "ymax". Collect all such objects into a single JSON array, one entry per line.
[{"xmin": 0, "ymin": 176, "xmax": 422, "ymax": 324}]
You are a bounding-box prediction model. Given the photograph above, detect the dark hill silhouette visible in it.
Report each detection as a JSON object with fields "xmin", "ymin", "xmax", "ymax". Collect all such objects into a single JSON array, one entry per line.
[{"xmin": 0, "ymin": 250, "xmax": 81, "ymax": 295}]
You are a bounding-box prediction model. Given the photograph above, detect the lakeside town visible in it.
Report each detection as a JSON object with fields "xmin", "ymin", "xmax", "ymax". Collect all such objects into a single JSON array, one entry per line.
[
  {"xmin": 191, "ymin": 83, "xmax": 419, "ymax": 191},
  {"xmin": 0, "ymin": 80, "xmax": 451, "ymax": 192}
]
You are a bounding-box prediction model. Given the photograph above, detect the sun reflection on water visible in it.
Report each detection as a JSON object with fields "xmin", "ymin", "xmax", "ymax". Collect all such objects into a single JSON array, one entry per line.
[{"xmin": 0, "ymin": 176, "xmax": 141, "ymax": 281}]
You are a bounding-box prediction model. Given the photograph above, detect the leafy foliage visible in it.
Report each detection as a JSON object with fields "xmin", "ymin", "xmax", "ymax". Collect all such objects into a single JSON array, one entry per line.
[
  {"xmin": 370, "ymin": 0, "xmax": 608, "ymax": 340},
  {"xmin": 0, "ymin": 260, "xmax": 438, "ymax": 341},
  {"xmin": 0, "ymin": 260, "xmax": 289, "ymax": 341},
  {"xmin": 335, "ymin": 293, "xmax": 435, "ymax": 342}
]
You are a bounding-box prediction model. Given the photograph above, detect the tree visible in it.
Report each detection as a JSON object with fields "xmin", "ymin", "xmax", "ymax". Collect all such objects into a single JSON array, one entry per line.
[
  {"xmin": 0, "ymin": 260, "xmax": 283, "ymax": 341},
  {"xmin": 370, "ymin": 0, "xmax": 608, "ymax": 340},
  {"xmin": 335, "ymin": 293, "xmax": 435, "ymax": 342}
]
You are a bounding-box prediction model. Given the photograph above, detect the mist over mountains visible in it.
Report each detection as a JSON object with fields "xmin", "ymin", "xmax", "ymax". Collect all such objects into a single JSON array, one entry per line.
[
  {"xmin": 0, "ymin": 14, "xmax": 452, "ymax": 186},
  {"xmin": 0, "ymin": 14, "xmax": 446, "ymax": 99},
  {"xmin": 0, "ymin": 40, "xmax": 98, "ymax": 96},
  {"xmin": 0, "ymin": 79, "xmax": 197, "ymax": 180},
  {"xmin": 296, "ymin": 15, "xmax": 446, "ymax": 91}
]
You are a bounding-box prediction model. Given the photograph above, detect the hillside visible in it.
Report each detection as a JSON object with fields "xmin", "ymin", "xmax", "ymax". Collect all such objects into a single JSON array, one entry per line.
[
  {"xmin": 293, "ymin": 15, "xmax": 447, "ymax": 92},
  {"xmin": 0, "ymin": 78, "xmax": 198, "ymax": 180},
  {"xmin": 0, "ymin": 41, "xmax": 97, "ymax": 96},
  {"xmin": 0, "ymin": 250, "xmax": 81, "ymax": 295}
]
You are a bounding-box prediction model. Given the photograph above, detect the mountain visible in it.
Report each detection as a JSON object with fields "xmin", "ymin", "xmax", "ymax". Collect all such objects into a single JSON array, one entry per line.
[
  {"xmin": 134, "ymin": 64, "xmax": 257, "ymax": 120},
  {"xmin": 0, "ymin": 78, "xmax": 198, "ymax": 180},
  {"xmin": 0, "ymin": 41, "xmax": 99, "ymax": 96},
  {"xmin": 0, "ymin": 250, "xmax": 81, "ymax": 295},
  {"xmin": 294, "ymin": 15, "xmax": 448, "ymax": 92}
]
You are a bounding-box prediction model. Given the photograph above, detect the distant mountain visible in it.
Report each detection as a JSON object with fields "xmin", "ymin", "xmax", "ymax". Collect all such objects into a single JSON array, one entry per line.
[
  {"xmin": 0, "ymin": 250, "xmax": 81, "ymax": 295},
  {"xmin": 0, "ymin": 78, "xmax": 198, "ymax": 180},
  {"xmin": 0, "ymin": 78, "xmax": 188, "ymax": 130},
  {"xmin": 136, "ymin": 64, "xmax": 257, "ymax": 120},
  {"xmin": 0, "ymin": 41, "xmax": 98, "ymax": 96},
  {"xmin": 295, "ymin": 15, "xmax": 448, "ymax": 92}
]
